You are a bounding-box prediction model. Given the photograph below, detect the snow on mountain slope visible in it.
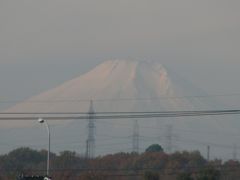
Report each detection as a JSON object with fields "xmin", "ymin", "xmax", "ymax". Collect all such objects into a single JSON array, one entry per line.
[
  {"xmin": 0, "ymin": 60, "xmax": 229, "ymax": 129},
  {"xmin": 5, "ymin": 60, "xmax": 193, "ymax": 113}
]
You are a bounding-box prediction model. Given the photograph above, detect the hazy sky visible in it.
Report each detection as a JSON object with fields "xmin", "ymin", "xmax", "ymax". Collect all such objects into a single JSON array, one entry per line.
[{"xmin": 0, "ymin": 0, "xmax": 240, "ymax": 108}]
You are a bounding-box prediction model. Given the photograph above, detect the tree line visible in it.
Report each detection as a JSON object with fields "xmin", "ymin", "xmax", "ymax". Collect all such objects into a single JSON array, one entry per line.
[{"xmin": 0, "ymin": 144, "xmax": 239, "ymax": 180}]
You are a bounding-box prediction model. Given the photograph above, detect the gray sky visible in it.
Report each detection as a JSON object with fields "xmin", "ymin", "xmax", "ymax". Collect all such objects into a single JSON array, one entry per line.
[{"xmin": 0, "ymin": 0, "xmax": 240, "ymax": 107}]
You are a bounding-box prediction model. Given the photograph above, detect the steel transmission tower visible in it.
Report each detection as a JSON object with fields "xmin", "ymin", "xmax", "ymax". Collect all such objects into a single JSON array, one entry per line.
[
  {"xmin": 165, "ymin": 124, "xmax": 173, "ymax": 153},
  {"xmin": 132, "ymin": 120, "xmax": 140, "ymax": 153},
  {"xmin": 233, "ymin": 143, "xmax": 237, "ymax": 160},
  {"xmin": 86, "ymin": 100, "xmax": 96, "ymax": 159}
]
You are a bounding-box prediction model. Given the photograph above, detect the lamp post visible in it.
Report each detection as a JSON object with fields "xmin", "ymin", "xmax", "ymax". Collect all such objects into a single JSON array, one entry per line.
[{"xmin": 38, "ymin": 118, "xmax": 50, "ymax": 177}]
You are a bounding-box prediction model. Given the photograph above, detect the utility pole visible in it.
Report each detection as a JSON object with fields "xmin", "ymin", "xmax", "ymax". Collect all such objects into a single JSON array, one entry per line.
[
  {"xmin": 207, "ymin": 145, "xmax": 210, "ymax": 161},
  {"xmin": 86, "ymin": 100, "xmax": 96, "ymax": 159},
  {"xmin": 132, "ymin": 120, "xmax": 140, "ymax": 153},
  {"xmin": 165, "ymin": 125, "xmax": 173, "ymax": 153}
]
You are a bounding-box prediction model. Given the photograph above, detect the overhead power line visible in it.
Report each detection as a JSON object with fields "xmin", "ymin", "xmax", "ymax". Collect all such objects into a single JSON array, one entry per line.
[
  {"xmin": 1, "ymin": 92, "xmax": 240, "ymax": 103},
  {"xmin": 1, "ymin": 109, "xmax": 240, "ymax": 115},
  {"xmin": 0, "ymin": 109, "xmax": 240, "ymax": 120}
]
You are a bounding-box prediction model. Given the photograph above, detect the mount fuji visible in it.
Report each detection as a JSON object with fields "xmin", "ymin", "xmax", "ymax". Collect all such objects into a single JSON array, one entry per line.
[
  {"xmin": 2, "ymin": 60, "xmax": 208, "ymax": 127},
  {"xmin": 1, "ymin": 60, "xmax": 239, "ymax": 158},
  {"xmin": 5, "ymin": 60, "xmax": 207, "ymax": 112}
]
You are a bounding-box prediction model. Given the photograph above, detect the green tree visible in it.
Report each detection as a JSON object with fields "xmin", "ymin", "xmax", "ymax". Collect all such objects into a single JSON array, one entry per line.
[
  {"xmin": 145, "ymin": 144, "xmax": 164, "ymax": 153},
  {"xmin": 144, "ymin": 171, "xmax": 159, "ymax": 180},
  {"xmin": 197, "ymin": 167, "xmax": 220, "ymax": 180},
  {"xmin": 177, "ymin": 172, "xmax": 194, "ymax": 180},
  {"xmin": 3, "ymin": 147, "xmax": 46, "ymax": 171}
]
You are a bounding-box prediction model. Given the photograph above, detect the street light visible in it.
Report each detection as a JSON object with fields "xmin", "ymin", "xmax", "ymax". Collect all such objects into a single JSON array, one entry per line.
[{"xmin": 38, "ymin": 118, "xmax": 51, "ymax": 177}]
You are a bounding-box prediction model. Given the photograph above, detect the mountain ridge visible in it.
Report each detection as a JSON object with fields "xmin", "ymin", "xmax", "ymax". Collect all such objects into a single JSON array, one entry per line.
[{"xmin": 1, "ymin": 60, "xmax": 228, "ymax": 129}]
